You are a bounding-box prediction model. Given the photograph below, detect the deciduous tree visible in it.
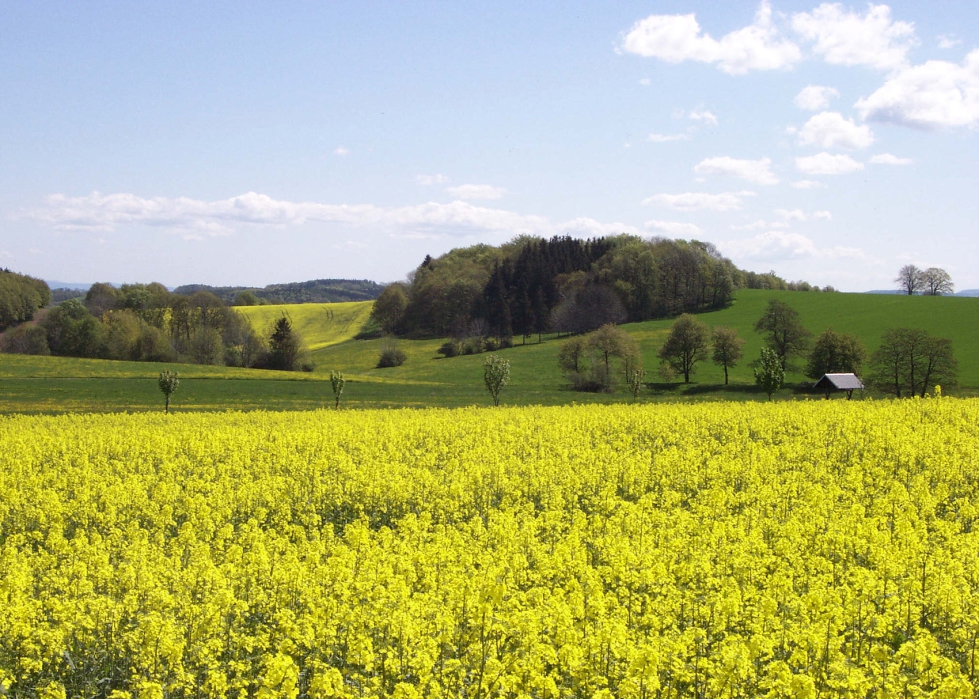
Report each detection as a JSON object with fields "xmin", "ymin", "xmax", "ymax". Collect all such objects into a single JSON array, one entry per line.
[
  {"xmin": 483, "ymin": 354, "xmax": 510, "ymax": 406},
  {"xmin": 658, "ymin": 314, "xmax": 709, "ymax": 383},
  {"xmin": 868, "ymin": 328, "xmax": 957, "ymax": 397},
  {"xmin": 805, "ymin": 328, "xmax": 866, "ymax": 379},
  {"xmin": 921, "ymin": 267, "xmax": 953, "ymax": 296},
  {"xmin": 710, "ymin": 326, "xmax": 745, "ymax": 385},
  {"xmin": 754, "ymin": 299, "xmax": 811, "ymax": 370},
  {"xmin": 754, "ymin": 347, "xmax": 784, "ymax": 400},
  {"xmin": 895, "ymin": 264, "xmax": 924, "ymax": 295}
]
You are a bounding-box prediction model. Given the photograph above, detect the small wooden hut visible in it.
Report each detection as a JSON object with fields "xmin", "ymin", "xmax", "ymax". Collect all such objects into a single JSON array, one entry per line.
[{"xmin": 813, "ymin": 373, "xmax": 865, "ymax": 399}]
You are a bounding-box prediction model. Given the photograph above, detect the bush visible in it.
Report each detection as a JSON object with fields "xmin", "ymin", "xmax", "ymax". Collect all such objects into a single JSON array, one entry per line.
[
  {"xmin": 462, "ymin": 336, "xmax": 484, "ymax": 355},
  {"xmin": 1, "ymin": 324, "xmax": 50, "ymax": 355},
  {"xmin": 437, "ymin": 340, "xmax": 461, "ymax": 358},
  {"xmin": 377, "ymin": 346, "xmax": 407, "ymax": 368},
  {"xmin": 483, "ymin": 337, "xmax": 500, "ymax": 352}
]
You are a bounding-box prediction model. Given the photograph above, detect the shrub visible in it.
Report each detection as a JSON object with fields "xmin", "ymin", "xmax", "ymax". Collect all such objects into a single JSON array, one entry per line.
[
  {"xmin": 461, "ymin": 336, "xmax": 484, "ymax": 355},
  {"xmin": 377, "ymin": 344, "xmax": 407, "ymax": 368},
  {"xmin": 1, "ymin": 324, "xmax": 50, "ymax": 355},
  {"xmin": 437, "ymin": 340, "xmax": 461, "ymax": 358}
]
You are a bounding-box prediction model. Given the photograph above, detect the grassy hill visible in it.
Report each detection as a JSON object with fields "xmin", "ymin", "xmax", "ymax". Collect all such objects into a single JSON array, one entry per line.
[
  {"xmin": 2, "ymin": 290, "xmax": 977, "ymax": 413},
  {"xmin": 237, "ymin": 301, "xmax": 374, "ymax": 351}
]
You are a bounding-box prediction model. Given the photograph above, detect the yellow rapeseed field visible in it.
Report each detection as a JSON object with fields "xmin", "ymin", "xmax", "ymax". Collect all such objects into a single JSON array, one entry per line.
[{"xmin": 2, "ymin": 399, "xmax": 978, "ymax": 698}]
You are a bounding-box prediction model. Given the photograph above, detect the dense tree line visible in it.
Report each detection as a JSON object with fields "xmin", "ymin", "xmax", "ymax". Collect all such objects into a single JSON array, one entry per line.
[
  {"xmin": 375, "ymin": 235, "xmax": 803, "ymax": 341},
  {"xmin": 1, "ymin": 281, "xmax": 309, "ymax": 370},
  {"xmin": 174, "ymin": 278, "xmax": 384, "ymax": 305},
  {"xmin": 0, "ymin": 269, "xmax": 50, "ymax": 332}
]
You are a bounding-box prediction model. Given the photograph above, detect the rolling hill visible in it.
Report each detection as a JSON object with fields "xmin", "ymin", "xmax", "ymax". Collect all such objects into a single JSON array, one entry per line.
[{"xmin": 2, "ymin": 290, "xmax": 977, "ymax": 413}]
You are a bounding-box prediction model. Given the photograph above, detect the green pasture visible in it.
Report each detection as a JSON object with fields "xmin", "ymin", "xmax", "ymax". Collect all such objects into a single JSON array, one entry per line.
[{"xmin": 1, "ymin": 290, "xmax": 977, "ymax": 413}]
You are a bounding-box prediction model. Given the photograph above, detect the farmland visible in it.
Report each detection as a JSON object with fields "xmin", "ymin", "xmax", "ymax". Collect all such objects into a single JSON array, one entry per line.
[
  {"xmin": 2, "ymin": 290, "xmax": 978, "ymax": 414},
  {"xmin": 3, "ymin": 399, "xmax": 978, "ymax": 697}
]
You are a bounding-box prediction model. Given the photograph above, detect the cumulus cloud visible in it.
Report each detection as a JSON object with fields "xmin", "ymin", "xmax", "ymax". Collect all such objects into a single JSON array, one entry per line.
[
  {"xmin": 797, "ymin": 111, "xmax": 874, "ymax": 149},
  {"xmin": 688, "ymin": 109, "xmax": 719, "ymax": 125},
  {"xmin": 334, "ymin": 146, "xmax": 350, "ymax": 156},
  {"xmin": 647, "ymin": 132, "xmax": 688, "ymax": 143},
  {"xmin": 855, "ymin": 50, "xmax": 979, "ymax": 129},
  {"xmin": 731, "ymin": 219, "xmax": 786, "ymax": 231},
  {"xmin": 794, "ymin": 85, "xmax": 840, "ymax": 111},
  {"xmin": 28, "ymin": 191, "xmax": 641, "ymax": 241},
  {"xmin": 645, "ymin": 220, "xmax": 704, "ymax": 236},
  {"xmin": 790, "ymin": 179, "xmax": 826, "ymax": 189},
  {"xmin": 795, "ymin": 152, "xmax": 864, "ymax": 175},
  {"xmin": 869, "ymin": 153, "xmax": 913, "ymax": 165},
  {"xmin": 791, "ymin": 3, "xmax": 917, "ymax": 71},
  {"xmin": 774, "ymin": 208, "xmax": 833, "ymax": 222},
  {"xmin": 444, "ymin": 184, "xmax": 506, "ymax": 201},
  {"xmin": 417, "ymin": 173, "xmax": 449, "ymax": 185},
  {"xmin": 643, "ymin": 190, "xmax": 756, "ymax": 211},
  {"xmin": 721, "ymin": 230, "xmax": 863, "ymax": 262},
  {"xmin": 620, "ymin": 1, "xmax": 801, "ymax": 75},
  {"xmin": 938, "ymin": 35, "xmax": 961, "ymax": 50},
  {"xmin": 694, "ymin": 156, "xmax": 779, "ymax": 185}
]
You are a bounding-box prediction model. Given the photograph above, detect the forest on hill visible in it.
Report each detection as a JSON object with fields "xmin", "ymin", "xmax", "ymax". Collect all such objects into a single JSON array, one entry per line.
[
  {"xmin": 173, "ymin": 278, "xmax": 384, "ymax": 305},
  {"xmin": 371, "ymin": 234, "xmax": 822, "ymax": 341}
]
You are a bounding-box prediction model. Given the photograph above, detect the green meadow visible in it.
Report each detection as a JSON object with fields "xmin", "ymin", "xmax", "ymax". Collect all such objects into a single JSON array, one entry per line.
[{"xmin": 1, "ymin": 289, "xmax": 976, "ymax": 413}]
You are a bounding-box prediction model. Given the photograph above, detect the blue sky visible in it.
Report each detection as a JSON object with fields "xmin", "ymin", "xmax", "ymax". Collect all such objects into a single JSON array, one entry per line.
[{"xmin": 1, "ymin": 2, "xmax": 976, "ymax": 291}]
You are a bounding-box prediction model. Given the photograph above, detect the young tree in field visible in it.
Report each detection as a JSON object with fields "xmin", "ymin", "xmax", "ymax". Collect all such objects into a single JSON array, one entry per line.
[
  {"xmin": 868, "ymin": 328, "xmax": 957, "ymax": 397},
  {"xmin": 921, "ymin": 267, "xmax": 954, "ymax": 296},
  {"xmin": 627, "ymin": 368, "xmax": 645, "ymax": 402},
  {"xmin": 483, "ymin": 354, "xmax": 510, "ymax": 406},
  {"xmin": 158, "ymin": 369, "xmax": 179, "ymax": 414},
  {"xmin": 805, "ymin": 328, "xmax": 866, "ymax": 379},
  {"xmin": 557, "ymin": 335, "xmax": 589, "ymax": 375},
  {"xmin": 590, "ymin": 323, "xmax": 639, "ymax": 390},
  {"xmin": 658, "ymin": 314, "xmax": 709, "ymax": 383},
  {"xmin": 754, "ymin": 299, "xmax": 811, "ymax": 370},
  {"xmin": 330, "ymin": 371, "xmax": 345, "ymax": 409},
  {"xmin": 754, "ymin": 347, "xmax": 784, "ymax": 400},
  {"xmin": 895, "ymin": 264, "xmax": 924, "ymax": 295},
  {"xmin": 710, "ymin": 326, "xmax": 745, "ymax": 385}
]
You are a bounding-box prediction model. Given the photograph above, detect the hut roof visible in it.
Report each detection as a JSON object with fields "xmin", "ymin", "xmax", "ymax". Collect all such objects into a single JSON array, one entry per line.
[{"xmin": 813, "ymin": 373, "xmax": 865, "ymax": 391}]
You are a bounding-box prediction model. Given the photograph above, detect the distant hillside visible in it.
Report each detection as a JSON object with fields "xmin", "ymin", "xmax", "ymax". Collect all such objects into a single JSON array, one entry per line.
[{"xmin": 174, "ymin": 278, "xmax": 384, "ymax": 304}]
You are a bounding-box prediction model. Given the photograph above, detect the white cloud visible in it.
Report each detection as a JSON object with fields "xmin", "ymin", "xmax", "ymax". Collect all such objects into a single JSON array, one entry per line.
[
  {"xmin": 795, "ymin": 152, "xmax": 864, "ymax": 175},
  {"xmin": 643, "ymin": 190, "xmax": 756, "ymax": 211},
  {"xmin": 334, "ymin": 146, "xmax": 350, "ymax": 156},
  {"xmin": 721, "ymin": 230, "xmax": 863, "ymax": 262},
  {"xmin": 774, "ymin": 208, "xmax": 833, "ymax": 222},
  {"xmin": 938, "ymin": 35, "xmax": 961, "ymax": 50},
  {"xmin": 855, "ymin": 50, "xmax": 979, "ymax": 129},
  {"xmin": 694, "ymin": 156, "xmax": 779, "ymax": 185},
  {"xmin": 794, "ymin": 85, "xmax": 840, "ymax": 110},
  {"xmin": 797, "ymin": 111, "xmax": 874, "ymax": 149},
  {"xmin": 645, "ymin": 220, "xmax": 704, "ymax": 236},
  {"xmin": 28, "ymin": 191, "xmax": 641, "ymax": 242},
  {"xmin": 688, "ymin": 109, "xmax": 719, "ymax": 125},
  {"xmin": 731, "ymin": 219, "xmax": 783, "ymax": 230},
  {"xmin": 444, "ymin": 184, "xmax": 506, "ymax": 201},
  {"xmin": 639, "ymin": 78, "xmax": 651, "ymax": 86},
  {"xmin": 620, "ymin": 1, "xmax": 801, "ymax": 75},
  {"xmin": 416, "ymin": 173, "xmax": 449, "ymax": 185},
  {"xmin": 791, "ymin": 3, "xmax": 917, "ymax": 71},
  {"xmin": 869, "ymin": 153, "xmax": 913, "ymax": 165},
  {"xmin": 790, "ymin": 179, "xmax": 826, "ymax": 189},
  {"xmin": 647, "ymin": 132, "xmax": 688, "ymax": 142}
]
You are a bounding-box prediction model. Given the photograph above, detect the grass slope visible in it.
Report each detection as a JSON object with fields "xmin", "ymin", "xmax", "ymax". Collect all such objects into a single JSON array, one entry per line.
[
  {"xmin": 237, "ymin": 301, "xmax": 373, "ymax": 351},
  {"xmin": 1, "ymin": 290, "xmax": 976, "ymax": 413}
]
